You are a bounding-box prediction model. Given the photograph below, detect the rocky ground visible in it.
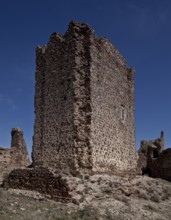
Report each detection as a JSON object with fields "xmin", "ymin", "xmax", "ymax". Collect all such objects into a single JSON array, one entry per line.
[{"xmin": 1, "ymin": 175, "xmax": 171, "ymax": 220}]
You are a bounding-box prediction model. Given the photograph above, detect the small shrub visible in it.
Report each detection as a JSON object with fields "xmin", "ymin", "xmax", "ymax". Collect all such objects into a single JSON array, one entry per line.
[
  {"xmin": 135, "ymin": 181, "xmax": 141, "ymax": 186},
  {"xmin": 166, "ymin": 186, "xmax": 171, "ymax": 196},
  {"xmin": 138, "ymin": 192, "xmax": 149, "ymax": 200},
  {"xmin": 150, "ymin": 194, "xmax": 160, "ymax": 203},
  {"xmin": 147, "ymin": 180, "xmax": 152, "ymax": 186},
  {"xmin": 161, "ymin": 187, "xmax": 171, "ymax": 201},
  {"xmin": 103, "ymin": 187, "xmax": 112, "ymax": 193},
  {"xmin": 144, "ymin": 204, "xmax": 157, "ymax": 212},
  {"xmin": 120, "ymin": 196, "xmax": 130, "ymax": 205},
  {"xmin": 74, "ymin": 206, "xmax": 100, "ymax": 220},
  {"xmin": 157, "ymin": 178, "xmax": 171, "ymax": 186},
  {"xmin": 50, "ymin": 207, "xmax": 100, "ymax": 220},
  {"xmin": 105, "ymin": 208, "xmax": 113, "ymax": 220},
  {"xmin": 161, "ymin": 193, "xmax": 169, "ymax": 201},
  {"xmin": 146, "ymin": 187, "xmax": 154, "ymax": 194}
]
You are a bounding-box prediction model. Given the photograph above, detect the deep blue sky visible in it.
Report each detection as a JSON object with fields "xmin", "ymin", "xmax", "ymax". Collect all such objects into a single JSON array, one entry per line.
[{"xmin": 0, "ymin": 0, "xmax": 171, "ymax": 157}]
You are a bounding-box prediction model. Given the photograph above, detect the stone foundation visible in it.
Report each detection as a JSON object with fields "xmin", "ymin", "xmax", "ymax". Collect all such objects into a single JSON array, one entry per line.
[
  {"xmin": 5, "ymin": 167, "xmax": 137, "ymax": 203},
  {"xmin": 5, "ymin": 168, "xmax": 72, "ymax": 202}
]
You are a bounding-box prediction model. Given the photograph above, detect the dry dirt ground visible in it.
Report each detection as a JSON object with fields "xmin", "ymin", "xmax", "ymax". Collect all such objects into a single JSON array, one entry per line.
[{"xmin": 1, "ymin": 176, "xmax": 171, "ymax": 220}]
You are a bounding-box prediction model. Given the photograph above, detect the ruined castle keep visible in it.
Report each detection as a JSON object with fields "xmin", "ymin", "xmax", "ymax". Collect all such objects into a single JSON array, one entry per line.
[
  {"xmin": 32, "ymin": 20, "xmax": 137, "ymax": 175},
  {"xmin": 4, "ymin": 21, "xmax": 171, "ymax": 201},
  {"xmin": 0, "ymin": 128, "xmax": 30, "ymax": 183},
  {"xmin": 138, "ymin": 132, "xmax": 171, "ymax": 181}
]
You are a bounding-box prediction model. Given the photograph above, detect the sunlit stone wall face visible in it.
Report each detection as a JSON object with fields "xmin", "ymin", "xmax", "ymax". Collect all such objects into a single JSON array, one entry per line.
[{"xmin": 90, "ymin": 38, "xmax": 137, "ymax": 174}]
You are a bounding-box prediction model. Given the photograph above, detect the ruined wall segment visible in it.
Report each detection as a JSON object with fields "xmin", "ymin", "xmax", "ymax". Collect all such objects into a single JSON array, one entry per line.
[
  {"xmin": 151, "ymin": 148, "xmax": 171, "ymax": 181},
  {"xmin": 11, "ymin": 128, "xmax": 30, "ymax": 167},
  {"xmin": 138, "ymin": 132, "xmax": 171, "ymax": 181},
  {"xmin": 32, "ymin": 20, "xmax": 137, "ymax": 175},
  {"xmin": 0, "ymin": 128, "xmax": 30, "ymax": 183},
  {"xmin": 6, "ymin": 168, "xmax": 71, "ymax": 202},
  {"xmin": 0, "ymin": 147, "xmax": 12, "ymax": 182},
  {"xmin": 138, "ymin": 131, "xmax": 164, "ymax": 175}
]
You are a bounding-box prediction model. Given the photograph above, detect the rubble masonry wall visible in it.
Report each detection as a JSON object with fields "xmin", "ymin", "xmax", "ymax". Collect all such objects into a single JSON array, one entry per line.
[
  {"xmin": 32, "ymin": 21, "xmax": 137, "ymax": 175},
  {"xmin": 0, "ymin": 128, "xmax": 30, "ymax": 182}
]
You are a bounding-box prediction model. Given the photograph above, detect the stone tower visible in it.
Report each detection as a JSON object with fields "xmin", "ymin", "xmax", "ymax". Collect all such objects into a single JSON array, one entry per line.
[
  {"xmin": 32, "ymin": 21, "xmax": 137, "ymax": 175},
  {"xmin": 0, "ymin": 128, "xmax": 30, "ymax": 183},
  {"xmin": 11, "ymin": 128, "xmax": 30, "ymax": 167}
]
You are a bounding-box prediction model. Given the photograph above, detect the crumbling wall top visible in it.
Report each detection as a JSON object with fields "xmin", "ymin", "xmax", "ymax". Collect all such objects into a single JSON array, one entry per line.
[{"xmin": 11, "ymin": 128, "xmax": 23, "ymax": 136}]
